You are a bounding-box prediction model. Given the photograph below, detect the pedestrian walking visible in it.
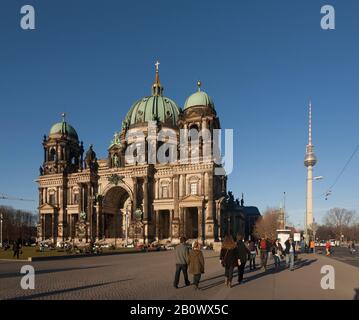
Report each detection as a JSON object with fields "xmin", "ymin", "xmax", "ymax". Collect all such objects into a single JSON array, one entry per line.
[
  {"xmin": 284, "ymin": 237, "xmax": 295, "ymax": 271},
  {"xmin": 259, "ymin": 238, "xmax": 269, "ymax": 270},
  {"xmin": 173, "ymin": 237, "xmax": 190, "ymax": 288},
  {"xmin": 310, "ymin": 240, "xmax": 315, "ymax": 253},
  {"xmin": 325, "ymin": 241, "xmax": 331, "ymax": 256},
  {"xmin": 220, "ymin": 235, "xmax": 240, "ymax": 288},
  {"xmin": 351, "ymin": 241, "xmax": 356, "ymax": 254},
  {"xmin": 236, "ymin": 234, "xmax": 249, "ymax": 284},
  {"xmin": 272, "ymin": 239, "xmax": 283, "ymax": 271},
  {"xmin": 300, "ymin": 238, "xmax": 305, "ymax": 254},
  {"xmin": 248, "ymin": 239, "xmax": 258, "ymax": 270},
  {"xmin": 188, "ymin": 241, "xmax": 205, "ymax": 290},
  {"xmin": 12, "ymin": 240, "xmax": 21, "ymax": 259}
]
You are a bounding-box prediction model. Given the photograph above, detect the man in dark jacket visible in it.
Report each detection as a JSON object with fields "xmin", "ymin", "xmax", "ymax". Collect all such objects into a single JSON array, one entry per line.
[
  {"xmin": 284, "ymin": 237, "xmax": 296, "ymax": 271},
  {"xmin": 173, "ymin": 237, "xmax": 190, "ymax": 288},
  {"xmin": 236, "ymin": 234, "xmax": 249, "ymax": 284}
]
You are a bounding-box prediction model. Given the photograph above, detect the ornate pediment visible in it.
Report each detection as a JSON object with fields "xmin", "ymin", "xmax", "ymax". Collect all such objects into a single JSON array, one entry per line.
[
  {"xmin": 179, "ymin": 194, "xmax": 204, "ymax": 207},
  {"xmin": 39, "ymin": 203, "xmax": 57, "ymax": 213}
]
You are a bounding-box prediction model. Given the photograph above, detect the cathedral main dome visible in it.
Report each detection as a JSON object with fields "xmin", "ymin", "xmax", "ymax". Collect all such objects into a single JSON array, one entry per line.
[
  {"xmin": 123, "ymin": 62, "xmax": 181, "ymax": 128},
  {"xmin": 124, "ymin": 95, "xmax": 180, "ymax": 127}
]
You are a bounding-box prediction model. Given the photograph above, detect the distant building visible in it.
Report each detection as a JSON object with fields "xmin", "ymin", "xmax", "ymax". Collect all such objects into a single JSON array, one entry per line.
[{"xmin": 241, "ymin": 202, "xmax": 261, "ymax": 240}]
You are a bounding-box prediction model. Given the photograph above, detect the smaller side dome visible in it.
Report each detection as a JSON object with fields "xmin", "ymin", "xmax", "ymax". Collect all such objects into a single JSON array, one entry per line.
[
  {"xmin": 184, "ymin": 82, "xmax": 215, "ymax": 110},
  {"xmin": 49, "ymin": 113, "xmax": 79, "ymax": 141}
]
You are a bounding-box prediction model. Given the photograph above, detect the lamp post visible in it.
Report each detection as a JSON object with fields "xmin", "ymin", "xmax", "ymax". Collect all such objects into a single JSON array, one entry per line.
[{"xmin": 0, "ymin": 213, "xmax": 3, "ymax": 248}]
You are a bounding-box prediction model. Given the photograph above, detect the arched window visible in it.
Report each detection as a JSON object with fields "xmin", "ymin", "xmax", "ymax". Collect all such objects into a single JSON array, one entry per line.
[{"xmin": 49, "ymin": 148, "xmax": 56, "ymax": 161}]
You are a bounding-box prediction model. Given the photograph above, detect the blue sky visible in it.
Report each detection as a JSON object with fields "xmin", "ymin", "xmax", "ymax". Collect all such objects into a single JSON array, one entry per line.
[{"xmin": 0, "ymin": 0, "xmax": 358, "ymax": 228}]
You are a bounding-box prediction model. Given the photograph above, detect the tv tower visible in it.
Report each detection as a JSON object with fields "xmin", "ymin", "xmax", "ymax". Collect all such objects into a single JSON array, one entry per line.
[{"xmin": 304, "ymin": 101, "xmax": 317, "ymax": 237}]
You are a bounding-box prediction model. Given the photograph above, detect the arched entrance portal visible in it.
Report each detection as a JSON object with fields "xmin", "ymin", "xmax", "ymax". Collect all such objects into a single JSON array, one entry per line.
[{"xmin": 102, "ymin": 186, "xmax": 131, "ymax": 240}]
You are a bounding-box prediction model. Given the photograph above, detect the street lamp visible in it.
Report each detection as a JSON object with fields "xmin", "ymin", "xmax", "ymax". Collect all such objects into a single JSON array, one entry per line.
[{"xmin": 0, "ymin": 213, "xmax": 3, "ymax": 248}]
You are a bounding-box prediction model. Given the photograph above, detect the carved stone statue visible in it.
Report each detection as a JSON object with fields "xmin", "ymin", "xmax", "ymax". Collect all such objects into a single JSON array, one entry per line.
[
  {"xmin": 113, "ymin": 154, "xmax": 120, "ymax": 168},
  {"xmin": 85, "ymin": 144, "xmax": 98, "ymax": 171},
  {"xmin": 121, "ymin": 121, "xmax": 128, "ymax": 131}
]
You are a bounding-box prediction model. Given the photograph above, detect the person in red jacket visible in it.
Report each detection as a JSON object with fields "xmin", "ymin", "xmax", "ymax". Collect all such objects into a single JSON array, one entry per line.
[
  {"xmin": 259, "ymin": 238, "xmax": 270, "ymax": 270},
  {"xmin": 326, "ymin": 241, "xmax": 331, "ymax": 256}
]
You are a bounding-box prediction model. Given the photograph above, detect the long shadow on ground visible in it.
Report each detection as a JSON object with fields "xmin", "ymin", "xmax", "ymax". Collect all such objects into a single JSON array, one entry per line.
[
  {"xmin": 0, "ymin": 264, "xmax": 114, "ymax": 279},
  {"xmin": 7, "ymin": 279, "xmax": 134, "ymax": 300},
  {"xmin": 199, "ymin": 258, "xmax": 317, "ymax": 291}
]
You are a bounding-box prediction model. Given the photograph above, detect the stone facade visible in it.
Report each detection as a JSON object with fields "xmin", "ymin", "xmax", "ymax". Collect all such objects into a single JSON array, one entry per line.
[{"xmin": 36, "ymin": 66, "xmax": 245, "ymax": 246}]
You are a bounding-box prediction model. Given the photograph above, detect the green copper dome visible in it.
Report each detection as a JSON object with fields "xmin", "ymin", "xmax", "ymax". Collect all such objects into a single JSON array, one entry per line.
[
  {"xmin": 184, "ymin": 83, "xmax": 215, "ymax": 110},
  {"xmin": 124, "ymin": 95, "xmax": 180, "ymax": 127},
  {"xmin": 123, "ymin": 62, "xmax": 181, "ymax": 128},
  {"xmin": 49, "ymin": 114, "xmax": 79, "ymax": 141}
]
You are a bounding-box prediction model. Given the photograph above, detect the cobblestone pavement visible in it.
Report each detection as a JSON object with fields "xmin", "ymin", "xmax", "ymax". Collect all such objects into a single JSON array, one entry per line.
[{"xmin": 1, "ymin": 251, "xmax": 358, "ymax": 300}]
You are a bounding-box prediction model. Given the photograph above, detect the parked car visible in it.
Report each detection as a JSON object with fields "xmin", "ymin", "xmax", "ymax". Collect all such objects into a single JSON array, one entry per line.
[{"xmin": 329, "ymin": 239, "xmax": 336, "ymax": 247}]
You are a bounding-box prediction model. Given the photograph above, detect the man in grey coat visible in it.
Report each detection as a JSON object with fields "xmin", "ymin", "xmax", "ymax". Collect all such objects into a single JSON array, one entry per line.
[{"xmin": 173, "ymin": 237, "xmax": 190, "ymax": 288}]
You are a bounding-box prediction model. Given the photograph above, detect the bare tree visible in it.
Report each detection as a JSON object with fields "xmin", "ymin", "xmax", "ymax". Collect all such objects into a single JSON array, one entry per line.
[
  {"xmin": 323, "ymin": 208, "xmax": 357, "ymax": 240},
  {"xmin": 0, "ymin": 205, "xmax": 37, "ymax": 243},
  {"xmin": 253, "ymin": 207, "xmax": 280, "ymax": 240}
]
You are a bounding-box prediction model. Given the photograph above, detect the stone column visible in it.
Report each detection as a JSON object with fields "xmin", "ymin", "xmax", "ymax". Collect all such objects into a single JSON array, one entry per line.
[
  {"xmin": 132, "ymin": 177, "xmax": 137, "ymax": 219},
  {"xmin": 169, "ymin": 210, "xmax": 173, "ymax": 239},
  {"xmin": 198, "ymin": 206, "xmax": 203, "ymax": 242},
  {"xmin": 143, "ymin": 177, "xmax": 149, "ymax": 221},
  {"xmin": 179, "ymin": 175, "xmax": 183, "ymax": 197},
  {"xmin": 155, "ymin": 178, "xmax": 159, "ymax": 199},
  {"xmin": 155, "ymin": 210, "xmax": 160, "ymax": 241},
  {"xmin": 95, "ymin": 204, "xmax": 100, "ymax": 240},
  {"xmin": 41, "ymin": 214, "xmax": 45, "ymax": 240},
  {"xmin": 217, "ymin": 205, "xmax": 222, "ymax": 240},
  {"xmin": 172, "ymin": 175, "xmax": 180, "ymax": 240},
  {"xmin": 87, "ymin": 183, "xmax": 93, "ymax": 241},
  {"xmin": 206, "ymin": 173, "xmax": 215, "ymax": 240},
  {"xmin": 179, "ymin": 207, "xmax": 184, "ymax": 237},
  {"xmin": 51, "ymin": 213, "xmax": 55, "ymax": 243},
  {"xmin": 143, "ymin": 177, "xmax": 149, "ymax": 244},
  {"xmin": 201, "ymin": 173, "xmax": 204, "ymax": 195}
]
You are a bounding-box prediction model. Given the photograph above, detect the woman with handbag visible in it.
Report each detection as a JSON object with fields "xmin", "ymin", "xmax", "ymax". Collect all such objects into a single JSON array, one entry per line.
[{"xmin": 220, "ymin": 235, "xmax": 240, "ymax": 288}]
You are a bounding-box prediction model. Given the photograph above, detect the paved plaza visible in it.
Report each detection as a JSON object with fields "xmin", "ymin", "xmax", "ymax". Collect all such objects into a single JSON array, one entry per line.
[{"xmin": 1, "ymin": 250, "xmax": 358, "ymax": 300}]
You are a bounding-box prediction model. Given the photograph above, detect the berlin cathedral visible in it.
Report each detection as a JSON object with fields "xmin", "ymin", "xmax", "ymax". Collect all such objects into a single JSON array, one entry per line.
[{"xmin": 36, "ymin": 63, "xmax": 247, "ymax": 246}]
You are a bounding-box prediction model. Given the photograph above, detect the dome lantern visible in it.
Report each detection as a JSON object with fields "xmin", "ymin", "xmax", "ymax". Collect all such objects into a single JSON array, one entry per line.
[{"xmin": 123, "ymin": 62, "xmax": 181, "ymax": 128}]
